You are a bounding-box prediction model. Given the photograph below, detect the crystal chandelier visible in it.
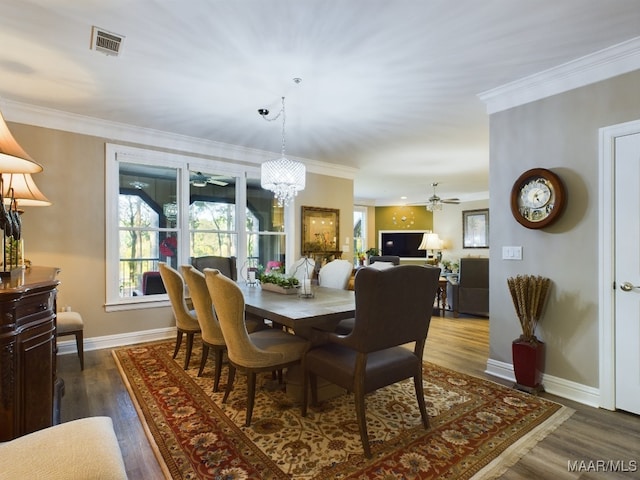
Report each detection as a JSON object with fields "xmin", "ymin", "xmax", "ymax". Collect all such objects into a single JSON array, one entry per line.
[
  {"xmin": 425, "ymin": 199, "xmax": 443, "ymax": 212},
  {"xmin": 259, "ymin": 97, "xmax": 306, "ymax": 206}
]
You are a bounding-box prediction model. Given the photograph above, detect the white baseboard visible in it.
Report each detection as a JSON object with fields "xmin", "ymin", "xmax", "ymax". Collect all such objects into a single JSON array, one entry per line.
[
  {"xmin": 485, "ymin": 358, "xmax": 600, "ymax": 408},
  {"xmin": 57, "ymin": 327, "xmax": 176, "ymax": 355}
]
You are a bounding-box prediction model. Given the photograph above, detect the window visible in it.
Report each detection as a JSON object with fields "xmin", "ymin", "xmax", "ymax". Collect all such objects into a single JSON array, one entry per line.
[
  {"xmin": 106, "ymin": 144, "xmax": 292, "ymax": 309},
  {"xmin": 243, "ymin": 178, "xmax": 286, "ymax": 280},
  {"xmin": 353, "ymin": 206, "xmax": 367, "ymax": 264},
  {"xmin": 117, "ymin": 163, "xmax": 178, "ymax": 298},
  {"xmin": 189, "ymin": 169, "xmax": 238, "ymax": 260}
]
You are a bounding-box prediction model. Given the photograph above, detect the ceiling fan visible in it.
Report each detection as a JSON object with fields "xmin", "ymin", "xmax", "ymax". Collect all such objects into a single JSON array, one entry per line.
[
  {"xmin": 189, "ymin": 172, "xmax": 229, "ymax": 187},
  {"xmin": 423, "ymin": 182, "xmax": 460, "ymax": 211}
]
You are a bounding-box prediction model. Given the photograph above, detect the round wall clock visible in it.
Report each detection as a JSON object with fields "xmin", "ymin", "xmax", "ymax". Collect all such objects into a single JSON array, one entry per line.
[{"xmin": 510, "ymin": 168, "xmax": 566, "ymax": 229}]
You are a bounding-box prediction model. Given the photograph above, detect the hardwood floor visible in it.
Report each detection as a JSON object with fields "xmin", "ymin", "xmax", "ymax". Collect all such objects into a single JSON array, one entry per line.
[{"xmin": 57, "ymin": 314, "xmax": 640, "ymax": 479}]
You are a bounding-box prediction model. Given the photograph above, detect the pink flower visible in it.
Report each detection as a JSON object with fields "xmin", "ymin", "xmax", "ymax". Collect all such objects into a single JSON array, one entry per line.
[{"xmin": 265, "ymin": 261, "xmax": 282, "ymax": 273}]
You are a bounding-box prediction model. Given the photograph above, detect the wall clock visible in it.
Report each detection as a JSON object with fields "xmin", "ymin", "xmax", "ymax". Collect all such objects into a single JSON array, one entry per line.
[{"xmin": 510, "ymin": 168, "xmax": 566, "ymax": 229}]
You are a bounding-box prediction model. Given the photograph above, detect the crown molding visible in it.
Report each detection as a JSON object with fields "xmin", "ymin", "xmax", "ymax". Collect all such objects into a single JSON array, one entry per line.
[
  {"xmin": 0, "ymin": 99, "xmax": 356, "ymax": 180},
  {"xmin": 478, "ymin": 36, "xmax": 640, "ymax": 114}
]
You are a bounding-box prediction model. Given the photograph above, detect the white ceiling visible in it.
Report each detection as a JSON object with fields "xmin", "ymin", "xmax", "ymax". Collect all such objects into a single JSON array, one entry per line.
[{"xmin": 2, "ymin": 1, "xmax": 640, "ymax": 205}]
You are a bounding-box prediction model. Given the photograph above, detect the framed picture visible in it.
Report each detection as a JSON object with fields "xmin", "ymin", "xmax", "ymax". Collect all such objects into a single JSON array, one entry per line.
[
  {"xmin": 463, "ymin": 209, "xmax": 489, "ymax": 248},
  {"xmin": 302, "ymin": 206, "xmax": 340, "ymax": 253}
]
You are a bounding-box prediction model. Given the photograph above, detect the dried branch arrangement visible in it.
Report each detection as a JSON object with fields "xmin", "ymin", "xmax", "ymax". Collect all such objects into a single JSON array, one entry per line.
[{"xmin": 507, "ymin": 275, "xmax": 551, "ymax": 341}]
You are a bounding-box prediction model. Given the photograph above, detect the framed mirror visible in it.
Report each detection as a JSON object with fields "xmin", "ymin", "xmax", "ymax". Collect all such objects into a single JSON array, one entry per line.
[{"xmin": 302, "ymin": 206, "xmax": 340, "ymax": 254}]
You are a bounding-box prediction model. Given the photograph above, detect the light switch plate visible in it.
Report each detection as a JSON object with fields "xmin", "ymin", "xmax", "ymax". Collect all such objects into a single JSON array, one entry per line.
[{"xmin": 502, "ymin": 246, "xmax": 523, "ymax": 260}]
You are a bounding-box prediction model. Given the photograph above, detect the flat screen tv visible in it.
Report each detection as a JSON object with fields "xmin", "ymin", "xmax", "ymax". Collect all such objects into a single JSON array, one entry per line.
[{"xmin": 378, "ymin": 230, "xmax": 428, "ymax": 260}]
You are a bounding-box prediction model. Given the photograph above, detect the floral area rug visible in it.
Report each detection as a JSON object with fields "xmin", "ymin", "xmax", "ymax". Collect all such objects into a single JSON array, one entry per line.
[{"xmin": 112, "ymin": 341, "xmax": 573, "ymax": 479}]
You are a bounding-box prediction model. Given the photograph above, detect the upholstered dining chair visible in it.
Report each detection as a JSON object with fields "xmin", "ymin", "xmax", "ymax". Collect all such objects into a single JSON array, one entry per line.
[
  {"xmin": 318, "ymin": 259, "xmax": 353, "ymax": 290},
  {"xmin": 204, "ymin": 268, "xmax": 310, "ymax": 426},
  {"xmin": 159, "ymin": 262, "xmax": 201, "ymax": 370},
  {"xmin": 302, "ymin": 265, "xmax": 441, "ymax": 458},
  {"xmin": 181, "ymin": 265, "xmax": 267, "ymax": 390},
  {"xmin": 191, "ymin": 255, "xmax": 238, "ymax": 280},
  {"xmin": 368, "ymin": 255, "xmax": 400, "ymax": 265}
]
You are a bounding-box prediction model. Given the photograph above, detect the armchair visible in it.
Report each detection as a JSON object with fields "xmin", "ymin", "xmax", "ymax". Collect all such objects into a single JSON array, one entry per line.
[
  {"xmin": 302, "ymin": 265, "xmax": 441, "ymax": 457},
  {"xmin": 191, "ymin": 255, "xmax": 237, "ymax": 280},
  {"xmin": 448, "ymin": 257, "xmax": 489, "ymax": 317}
]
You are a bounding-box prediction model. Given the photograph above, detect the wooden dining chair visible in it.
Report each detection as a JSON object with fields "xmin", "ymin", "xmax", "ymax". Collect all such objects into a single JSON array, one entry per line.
[
  {"xmin": 302, "ymin": 265, "xmax": 441, "ymax": 458},
  {"xmin": 204, "ymin": 268, "xmax": 310, "ymax": 426},
  {"xmin": 159, "ymin": 262, "xmax": 201, "ymax": 370}
]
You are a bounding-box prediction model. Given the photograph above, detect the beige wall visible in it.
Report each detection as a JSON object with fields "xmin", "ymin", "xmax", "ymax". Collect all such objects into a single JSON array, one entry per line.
[
  {"xmin": 433, "ymin": 199, "xmax": 489, "ymax": 262},
  {"xmin": 489, "ymin": 69, "xmax": 640, "ymax": 388},
  {"xmin": 9, "ymin": 122, "xmax": 353, "ymax": 340},
  {"xmin": 293, "ymin": 172, "xmax": 354, "ymax": 259}
]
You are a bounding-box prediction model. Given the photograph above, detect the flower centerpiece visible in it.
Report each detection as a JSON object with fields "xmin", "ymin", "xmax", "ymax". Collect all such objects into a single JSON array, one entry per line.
[
  {"xmin": 355, "ymin": 251, "xmax": 366, "ymax": 266},
  {"xmin": 507, "ymin": 274, "xmax": 551, "ymax": 392},
  {"xmin": 257, "ymin": 261, "xmax": 299, "ymax": 294}
]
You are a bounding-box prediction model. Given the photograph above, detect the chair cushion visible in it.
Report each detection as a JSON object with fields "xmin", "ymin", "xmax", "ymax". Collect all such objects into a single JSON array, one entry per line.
[
  {"xmin": 305, "ymin": 343, "xmax": 420, "ymax": 393},
  {"xmin": 56, "ymin": 311, "xmax": 84, "ymax": 334},
  {"xmin": 247, "ymin": 329, "xmax": 309, "ymax": 367},
  {"xmin": 0, "ymin": 417, "xmax": 127, "ymax": 479}
]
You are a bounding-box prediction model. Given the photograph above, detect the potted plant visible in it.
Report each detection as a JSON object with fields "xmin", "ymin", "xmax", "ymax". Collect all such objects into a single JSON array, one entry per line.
[
  {"xmin": 256, "ymin": 263, "xmax": 299, "ymax": 294},
  {"xmin": 355, "ymin": 251, "xmax": 366, "ymax": 266},
  {"xmin": 365, "ymin": 247, "xmax": 379, "ymax": 258},
  {"xmin": 507, "ymin": 274, "xmax": 551, "ymax": 393}
]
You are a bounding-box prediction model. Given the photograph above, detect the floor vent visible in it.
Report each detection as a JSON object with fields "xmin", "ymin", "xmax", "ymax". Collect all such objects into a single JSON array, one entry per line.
[{"xmin": 91, "ymin": 26, "xmax": 124, "ymax": 56}]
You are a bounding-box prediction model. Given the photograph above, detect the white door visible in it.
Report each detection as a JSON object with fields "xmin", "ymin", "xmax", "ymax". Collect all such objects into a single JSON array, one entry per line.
[{"xmin": 614, "ymin": 132, "xmax": 640, "ymax": 415}]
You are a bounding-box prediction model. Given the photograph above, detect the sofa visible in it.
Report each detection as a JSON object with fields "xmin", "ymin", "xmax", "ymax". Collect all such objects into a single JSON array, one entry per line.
[
  {"xmin": 0, "ymin": 416, "xmax": 127, "ymax": 479},
  {"xmin": 447, "ymin": 257, "xmax": 489, "ymax": 317}
]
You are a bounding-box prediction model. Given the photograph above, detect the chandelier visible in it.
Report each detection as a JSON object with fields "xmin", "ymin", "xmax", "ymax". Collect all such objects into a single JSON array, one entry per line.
[
  {"xmin": 259, "ymin": 96, "xmax": 306, "ymax": 206},
  {"xmin": 425, "ymin": 199, "xmax": 443, "ymax": 212}
]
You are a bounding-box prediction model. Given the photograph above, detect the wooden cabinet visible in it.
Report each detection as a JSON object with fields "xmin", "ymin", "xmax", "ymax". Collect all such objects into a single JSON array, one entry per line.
[{"xmin": 0, "ymin": 266, "xmax": 60, "ymax": 441}]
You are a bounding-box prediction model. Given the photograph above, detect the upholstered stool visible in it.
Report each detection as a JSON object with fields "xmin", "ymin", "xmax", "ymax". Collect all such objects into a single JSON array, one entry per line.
[
  {"xmin": 0, "ymin": 416, "xmax": 128, "ymax": 479},
  {"xmin": 57, "ymin": 311, "xmax": 84, "ymax": 370}
]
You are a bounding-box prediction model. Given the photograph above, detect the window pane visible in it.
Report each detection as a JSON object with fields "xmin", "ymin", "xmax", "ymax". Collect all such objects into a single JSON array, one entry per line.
[
  {"xmin": 246, "ymin": 232, "xmax": 285, "ymax": 272},
  {"xmin": 247, "ymin": 178, "xmax": 284, "ymax": 233},
  {"xmin": 189, "ymin": 170, "xmax": 238, "ymax": 260},
  {"xmin": 190, "ymin": 232, "xmax": 237, "ymax": 257}
]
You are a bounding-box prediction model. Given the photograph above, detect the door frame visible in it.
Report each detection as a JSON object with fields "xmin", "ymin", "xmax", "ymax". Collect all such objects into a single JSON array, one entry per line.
[{"xmin": 598, "ymin": 118, "xmax": 640, "ymax": 410}]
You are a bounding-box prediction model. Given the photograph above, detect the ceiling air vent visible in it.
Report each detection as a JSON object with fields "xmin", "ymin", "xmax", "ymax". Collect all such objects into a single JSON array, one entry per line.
[{"xmin": 91, "ymin": 26, "xmax": 124, "ymax": 56}]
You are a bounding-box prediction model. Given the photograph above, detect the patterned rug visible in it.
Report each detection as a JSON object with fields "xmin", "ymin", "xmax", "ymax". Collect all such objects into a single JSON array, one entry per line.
[{"xmin": 113, "ymin": 341, "xmax": 573, "ymax": 479}]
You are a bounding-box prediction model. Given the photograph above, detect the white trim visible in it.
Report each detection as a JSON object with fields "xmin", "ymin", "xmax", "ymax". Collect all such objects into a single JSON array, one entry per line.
[
  {"xmin": 485, "ymin": 358, "xmax": 600, "ymax": 407},
  {"xmin": 57, "ymin": 326, "xmax": 175, "ymax": 355},
  {"xmin": 598, "ymin": 118, "xmax": 640, "ymax": 410},
  {"xmin": 0, "ymin": 99, "xmax": 357, "ymax": 180},
  {"xmin": 478, "ymin": 36, "xmax": 640, "ymax": 114}
]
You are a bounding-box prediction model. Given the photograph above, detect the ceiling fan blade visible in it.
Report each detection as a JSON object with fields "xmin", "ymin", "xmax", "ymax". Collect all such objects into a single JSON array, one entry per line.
[
  {"xmin": 209, "ymin": 179, "xmax": 229, "ymax": 187},
  {"xmin": 442, "ymin": 198, "xmax": 460, "ymax": 204}
]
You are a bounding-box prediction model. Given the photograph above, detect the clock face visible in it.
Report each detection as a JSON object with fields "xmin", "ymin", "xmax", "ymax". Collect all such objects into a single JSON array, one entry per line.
[{"xmin": 510, "ymin": 169, "xmax": 566, "ymax": 229}]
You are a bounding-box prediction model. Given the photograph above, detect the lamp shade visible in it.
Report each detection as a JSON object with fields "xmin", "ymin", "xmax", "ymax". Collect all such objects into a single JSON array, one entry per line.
[
  {"xmin": 2, "ymin": 173, "xmax": 51, "ymax": 206},
  {"xmin": 418, "ymin": 232, "xmax": 442, "ymax": 251},
  {"xmin": 0, "ymin": 110, "xmax": 43, "ymax": 174}
]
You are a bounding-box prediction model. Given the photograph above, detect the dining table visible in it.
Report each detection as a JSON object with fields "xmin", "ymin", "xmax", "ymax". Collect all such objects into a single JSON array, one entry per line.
[
  {"xmin": 238, "ymin": 282, "xmax": 355, "ymax": 401},
  {"xmin": 239, "ymin": 283, "xmax": 355, "ymax": 338}
]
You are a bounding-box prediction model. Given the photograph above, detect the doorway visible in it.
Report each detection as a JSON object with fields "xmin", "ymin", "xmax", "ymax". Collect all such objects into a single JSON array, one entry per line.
[{"xmin": 599, "ymin": 119, "xmax": 640, "ymax": 415}]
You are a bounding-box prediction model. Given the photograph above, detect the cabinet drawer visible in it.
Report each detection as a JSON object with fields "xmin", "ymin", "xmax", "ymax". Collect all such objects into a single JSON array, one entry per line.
[{"xmin": 4, "ymin": 291, "xmax": 56, "ymax": 328}]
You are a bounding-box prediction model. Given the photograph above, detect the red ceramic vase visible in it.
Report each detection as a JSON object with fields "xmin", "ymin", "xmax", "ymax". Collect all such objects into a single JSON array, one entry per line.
[{"xmin": 512, "ymin": 337, "xmax": 545, "ymax": 390}]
